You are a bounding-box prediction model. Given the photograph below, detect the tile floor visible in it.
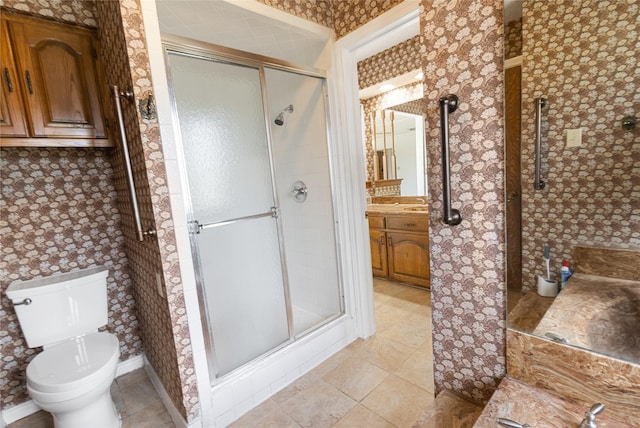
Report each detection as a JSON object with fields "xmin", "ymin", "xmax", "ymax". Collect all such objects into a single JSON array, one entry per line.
[
  {"xmin": 9, "ymin": 278, "xmax": 434, "ymax": 428},
  {"xmin": 7, "ymin": 368, "xmax": 174, "ymax": 428}
]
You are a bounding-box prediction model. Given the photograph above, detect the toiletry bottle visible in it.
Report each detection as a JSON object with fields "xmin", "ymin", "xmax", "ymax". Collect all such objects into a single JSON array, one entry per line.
[{"xmin": 560, "ymin": 261, "xmax": 572, "ymax": 289}]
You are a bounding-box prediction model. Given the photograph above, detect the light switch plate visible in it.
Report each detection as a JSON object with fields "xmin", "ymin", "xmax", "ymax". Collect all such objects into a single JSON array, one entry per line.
[{"xmin": 566, "ymin": 128, "xmax": 582, "ymax": 147}]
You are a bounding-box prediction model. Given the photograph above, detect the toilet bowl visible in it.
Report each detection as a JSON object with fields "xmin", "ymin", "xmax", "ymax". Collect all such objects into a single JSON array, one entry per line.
[
  {"xmin": 27, "ymin": 332, "xmax": 121, "ymax": 428},
  {"xmin": 6, "ymin": 267, "xmax": 121, "ymax": 428}
]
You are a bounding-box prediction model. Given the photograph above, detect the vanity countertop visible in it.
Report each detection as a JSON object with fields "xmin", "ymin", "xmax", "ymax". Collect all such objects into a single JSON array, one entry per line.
[
  {"xmin": 474, "ymin": 376, "xmax": 634, "ymax": 427},
  {"xmin": 366, "ymin": 203, "xmax": 428, "ymax": 214}
]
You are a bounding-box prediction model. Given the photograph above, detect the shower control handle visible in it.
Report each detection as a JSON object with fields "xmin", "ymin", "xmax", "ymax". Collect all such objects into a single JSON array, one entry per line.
[{"xmin": 291, "ymin": 180, "xmax": 308, "ymax": 203}]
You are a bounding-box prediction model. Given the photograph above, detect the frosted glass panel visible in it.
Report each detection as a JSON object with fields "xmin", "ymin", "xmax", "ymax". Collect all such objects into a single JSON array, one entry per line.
[
  {"xmin": 168, "ymin": 53, "xmax": 275, "ymax": 224},
  {"xmin": 197, "ymin": 217, "xmax": 289, "ymax": 377},
  {"xmin": 265, "ymin": 68, "xmax": 342, "ymax": 336}
]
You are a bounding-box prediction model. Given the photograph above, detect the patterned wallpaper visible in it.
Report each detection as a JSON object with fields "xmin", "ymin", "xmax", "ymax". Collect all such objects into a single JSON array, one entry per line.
[
  {"xmin": 504, "ymin": 17, "xmax": 521, "ymax": 59},
  {"xmin": 358, "ymin": 35, "xmax": 422, "ymax": 89},
  {"xmin": 0, "ymin": 147, "xmax": 142, "ymax": 407},
  {"xmin": 421, "ymin": 0, "xmax": 506, "ymax": 404},
  {"xmin": 0, "ymin": 0, "xmax": 142, "ymax": 409},
  {"xmin": 0, "ymin": 0, "xmax": 97, "ymax": 26},
  {"xmin": 333, "ymin": 0, "xmax": 404, "ymax": 38},
  {"xmin": 361, "ymin": 82, "xmax": 424, "ymax": 183},
  {"xmin": 93, "ymin": 0, "xmax": 198, "ymax": 421},
  {"xmin": 520, "ymin": 0, "xmax": 640, "ymax": 293},
  {"xmin": 257, "ymin": 0, "xmax": 333, "ymax": 29}
]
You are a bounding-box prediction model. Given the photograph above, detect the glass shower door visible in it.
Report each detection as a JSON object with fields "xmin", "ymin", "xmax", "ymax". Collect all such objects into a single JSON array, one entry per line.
[{"xmin": 167, "ymin": 52, "xmax": 290, "ymax": 378}]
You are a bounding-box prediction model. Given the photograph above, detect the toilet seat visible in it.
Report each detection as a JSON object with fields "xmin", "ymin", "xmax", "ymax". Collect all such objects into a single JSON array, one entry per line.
[{"xmin": 27, "ymin": 332, "xmax": 119, "ymax": 396}]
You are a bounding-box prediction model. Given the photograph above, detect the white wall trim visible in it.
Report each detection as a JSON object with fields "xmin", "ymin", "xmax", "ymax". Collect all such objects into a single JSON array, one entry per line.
[
  {"xmin": 143, "ymin": 356, "xmax": 194, "ymax": 428},
  {"xmin": 1, "ymin": 354, "xmax": 145, "ymax": 425},
  {"xmin": 223, "ymin": 0, "xmax": 335, "ymax": 39},
  {"xmin": 328, "ymin": 0, "xmax": 421, "ymax": 340}
]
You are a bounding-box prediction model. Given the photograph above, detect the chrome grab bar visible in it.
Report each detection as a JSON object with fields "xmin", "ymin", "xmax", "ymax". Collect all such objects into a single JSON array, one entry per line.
[
  {"xmin": 111, "ymin": 85, "xmax": 156, "ymax": 242},
  {"xmin": 534, "ymin": 97, "xmax": 547, "ymax": 190},
  {"xmin": 438, "ymin": 94, "xmax": 462, "ymax": 226}
]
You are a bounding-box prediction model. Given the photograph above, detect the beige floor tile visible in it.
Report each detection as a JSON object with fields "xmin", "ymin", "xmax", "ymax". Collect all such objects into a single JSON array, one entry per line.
[
  {"xmin": 121, "ymin": 399, "xmax": 175, "ymax": 428},
  {"xmin": 7, "ymin": 410, "xmax": 52, "ymax": 428},
  {"xmin": 230, "ymin": 398, "xmax": 300, "ymax": 428},
  {"xmin": 322, "ymin": 356, "xmax": 389, "ymax": 401},
  {"xmin": 373, "ymin": 278, "xmax": 404, "ymax": 296},
  {"xmin": 358, "ymin": 335, "xmax": 415, "ymax": 373},
  {"xmin": 362, "ymin": 375, "xmax": 435, "ymax": 428},
  {"xmin": 333, "ymin": 404, "xmax": 396, "ymax": 428},
  {"xmin": 378, "ymin": 318, "xmax": 431, "ymax": 349},
  {"xmin": 309, "ymin": 342, "xmax": 361, "ymax": 378},
  {"xmin": 282, "ymin": 381, "xmax": 357, "ymax": 428},
  {"xmin": 393, "ymin": 350, "xmax": 436, "ymax": 393},
  {"xmin": 272, "ymin": 371, "xmax": 323, "ymax": 405},
  {"xmin": 394, "ymin": 286, "xmax": 431, "ymax": 306},
  {"xmin": 119, "ymin": 375, "xmax": 160, "ymax": 416}
]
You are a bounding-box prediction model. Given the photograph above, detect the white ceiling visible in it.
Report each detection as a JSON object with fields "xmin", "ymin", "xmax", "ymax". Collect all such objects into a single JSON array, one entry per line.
[{"xmin": 155, "ymin": 0, "xmax": 331, "ymax": 67}]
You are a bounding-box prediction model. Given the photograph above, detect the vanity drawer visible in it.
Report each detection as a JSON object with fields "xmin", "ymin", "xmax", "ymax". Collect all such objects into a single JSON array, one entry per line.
[
  {"xmin": 386, "ymin": 215, "xmax": 428, "ymax": 232},
  {"xmin": 367, "ymin": 214, "xmax": 385, "ymax": 229}
]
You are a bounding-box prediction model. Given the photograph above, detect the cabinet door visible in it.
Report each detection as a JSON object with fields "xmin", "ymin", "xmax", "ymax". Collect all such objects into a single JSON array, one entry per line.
[
  {"xmin": 8, "ymin": 19, "xmax": 107, "ymax": 139},
  {"xmin": 0, "ymin": 21, "xmax": 28, "ymax": 137},
  {"xmin": 387, "ymin": 231, "xmax": 430, "ymax": 288},
  {"xmin": 369, "ymin": 229, "xmax": 388, "ymax": 278}
]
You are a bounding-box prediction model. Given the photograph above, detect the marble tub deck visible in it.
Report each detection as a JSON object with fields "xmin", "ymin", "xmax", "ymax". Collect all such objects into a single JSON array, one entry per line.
[
  {"xmin": 474, "ymin": 376, "xmax": 635, "ymax": 427},
  {"xmin": 533, "ymin": 273, "xmax": 640, "ymax": 363}
]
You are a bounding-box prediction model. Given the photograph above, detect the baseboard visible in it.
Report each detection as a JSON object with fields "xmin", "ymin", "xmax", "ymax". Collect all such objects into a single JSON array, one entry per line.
[
  {"xmin": 116, "ymin": 353, "xmax": 144, "ymax": 377},
  {"xmin": 1, "ymin": 354, "xmax": 145, "ymax": 425},
  {"xmin": 142, "ymin": 355, "xmax": 196, "ymax": 428}
]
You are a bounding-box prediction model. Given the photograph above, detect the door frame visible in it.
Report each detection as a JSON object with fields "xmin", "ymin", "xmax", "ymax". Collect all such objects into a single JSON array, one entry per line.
[{"xmin": 328, "ymin": 1, "xmax": 421, "ymax": 339}]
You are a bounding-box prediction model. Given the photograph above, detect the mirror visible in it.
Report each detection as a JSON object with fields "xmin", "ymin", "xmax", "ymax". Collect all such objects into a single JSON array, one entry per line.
[
  {"xmin": 358, "ymin": 40, "xmax": 427, "ymax": 198},
  {"xmin": 371, "ymin": 103, "xmax": 427, "ymax": 196},
  {"xmin": 505, "ymin": 0, "xmax": 639, "ymax": 365}
]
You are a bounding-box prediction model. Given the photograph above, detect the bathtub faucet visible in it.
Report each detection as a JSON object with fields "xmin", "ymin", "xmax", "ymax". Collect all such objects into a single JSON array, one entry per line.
[{"xmin": 578, "ymin": 403, "xmax": 605, "ymax": 428}]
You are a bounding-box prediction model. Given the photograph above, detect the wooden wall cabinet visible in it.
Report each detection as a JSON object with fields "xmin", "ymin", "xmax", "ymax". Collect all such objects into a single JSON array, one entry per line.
[
  {"xmin": 367, "ymin": 212, "xmax": 430, "ymax": 288},
  {"xmin": 0, "ymin": 13, "xmax": 113, "ymax": 147}
]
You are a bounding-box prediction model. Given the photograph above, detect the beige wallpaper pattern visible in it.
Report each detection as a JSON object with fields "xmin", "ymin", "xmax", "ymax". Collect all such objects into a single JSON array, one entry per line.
[
  {"xmin": 0, "ymin": 0, "xmax": 97, "ymax": 26},
  {"xmin": 333, "ymin": 0, "xmax": 403, "ymax": 38},
  {"xmin": 504, "ymin": 17, "xmax": 521, "ymax": 60},
  {"xmin": 93, "ymin": 0, "xmax": 198, "ymax": 421},
  {"xmin": 257, "ymin": 0, "xmax": 333, "ymax": 28},
  {"xmin": 358, "ymin": 35, "xmax": 422, "ymax": 89},
  {"xmin": 0, "ymin": 147, "xmax": 142, "ymax": 407},
  {"xmin": 421, "ymin": 0, "xmax": 506, "ymax": 404},
  {"xmin": 0, "ymin": 0, "xmax": 143, "ymax": 409},
  {"xmin": 520, "ymin": 0, "xmax": 640, "ymax": 292}
]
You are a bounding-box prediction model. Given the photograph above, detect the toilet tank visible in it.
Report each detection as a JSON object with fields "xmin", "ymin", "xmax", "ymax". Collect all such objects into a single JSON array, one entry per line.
[{"xmin": 6, "ymin": 266, "xmax": 109, "ymax": 348}]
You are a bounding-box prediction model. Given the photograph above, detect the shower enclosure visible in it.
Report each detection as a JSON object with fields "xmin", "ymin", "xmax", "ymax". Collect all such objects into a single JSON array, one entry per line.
[{"xmin": 164, "ymin": 40, "xmax": 342, "ymax": 381}]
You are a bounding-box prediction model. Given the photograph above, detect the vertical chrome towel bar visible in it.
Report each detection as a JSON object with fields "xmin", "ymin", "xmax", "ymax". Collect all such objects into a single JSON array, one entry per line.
[
  {"xmin": 534, "ymin": 97, "xmax": 547, "ymax": 190},
  {"xmin": 438, "ymin": 94, "xmax": 462, "ymax": 226},
  {"xmin": 112, "ymin": 85, "xmax": 156, "ymax": 242}
]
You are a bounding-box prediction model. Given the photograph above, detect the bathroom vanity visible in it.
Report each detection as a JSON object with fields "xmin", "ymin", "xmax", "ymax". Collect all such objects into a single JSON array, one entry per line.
[{"xmin": 366, "ymin": 201, "xmax": 430, "ymax": 288}]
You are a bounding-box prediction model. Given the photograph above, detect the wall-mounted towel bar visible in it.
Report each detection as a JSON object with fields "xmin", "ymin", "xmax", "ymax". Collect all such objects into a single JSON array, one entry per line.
[
  {"xmin": 534, "ymin": 97, "xmax": 547, "ymax": 190},
  {"xmin": 111, "ymin": 85, "xmax": 156, "ymax": 242},
  {"xmin": 438, "ymin": 94, "xmax": 462, "ymax": 226}
]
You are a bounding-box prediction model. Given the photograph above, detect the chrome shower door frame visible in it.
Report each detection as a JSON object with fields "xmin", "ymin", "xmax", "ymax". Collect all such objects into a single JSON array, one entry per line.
[{"xmin": 162, "ymin": 34, "xmax": 344, "ymax": 384}]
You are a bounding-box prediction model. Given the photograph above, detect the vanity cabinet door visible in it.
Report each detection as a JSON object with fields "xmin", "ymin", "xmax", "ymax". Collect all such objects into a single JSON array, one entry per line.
[
  {"xmin": 1, "ymin": 13, "xmax": 112, "ymax": 147},
  {"xmin": 0, "ymin": 21, "xmax": 28, "ymax": 137},
  {"xmin": 387, "ymin": 231, "xmax": 430, "ymax": 288},
  {"xmin": 369, "ymin": 229, "xmax": 388, "ymax": 277}
]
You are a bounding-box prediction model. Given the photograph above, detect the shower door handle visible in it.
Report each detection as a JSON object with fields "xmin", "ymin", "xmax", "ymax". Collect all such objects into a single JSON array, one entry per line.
[{"xmin": 438, "ymin": 94, "xmax": 462, "ymax": 226}]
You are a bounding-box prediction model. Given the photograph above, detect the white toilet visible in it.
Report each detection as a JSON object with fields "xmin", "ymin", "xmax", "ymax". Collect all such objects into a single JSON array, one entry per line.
[{"xmin": 6, "ymin": 266, "xmax": 121, "ymax": 428}]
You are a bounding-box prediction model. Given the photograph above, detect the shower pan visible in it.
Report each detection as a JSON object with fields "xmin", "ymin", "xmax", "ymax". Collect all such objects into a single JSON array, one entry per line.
[{"xmin": 164, "ymin": 40, "xmax": 343, "ymax": 381}]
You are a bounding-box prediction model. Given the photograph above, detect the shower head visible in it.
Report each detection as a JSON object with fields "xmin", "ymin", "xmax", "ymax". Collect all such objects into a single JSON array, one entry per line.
[{"xmin": 274, "ymin": 104, "xmax": 294, "ymax": 126}]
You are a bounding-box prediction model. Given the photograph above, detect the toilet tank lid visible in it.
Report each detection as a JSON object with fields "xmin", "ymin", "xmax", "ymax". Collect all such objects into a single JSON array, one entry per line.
[{"xmin": 6, "ymin": 266, "xmax": 109, "ymax": 300}]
